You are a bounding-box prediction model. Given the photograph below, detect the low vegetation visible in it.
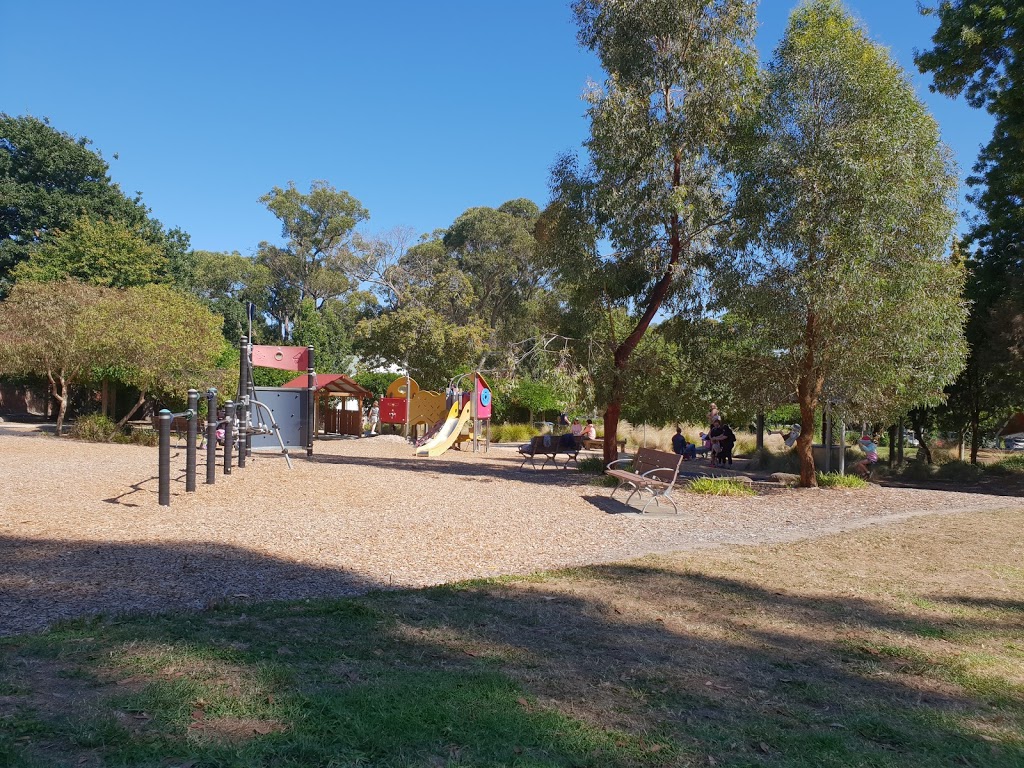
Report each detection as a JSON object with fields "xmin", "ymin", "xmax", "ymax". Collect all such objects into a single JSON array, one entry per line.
[
  {"xmin": 815, "ymin": 472, "xmax": 869, "ymax": 489},
  {"xmin": 2, "ymin": 510, "xmax": 1022, "ymax": 766},
  {"xmin": 68, "ymin": 414, "xmax": 159, "ymax": 446},
  {"xmin": 686, "ymin": 477, "xmax": 756, "ymax": 496}
]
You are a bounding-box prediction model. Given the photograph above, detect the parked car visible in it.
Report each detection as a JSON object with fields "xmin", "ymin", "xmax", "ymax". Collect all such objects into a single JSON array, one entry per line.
[{"xmin": 903, "ymin": 430, "xmax": 919, "ymax": 447}]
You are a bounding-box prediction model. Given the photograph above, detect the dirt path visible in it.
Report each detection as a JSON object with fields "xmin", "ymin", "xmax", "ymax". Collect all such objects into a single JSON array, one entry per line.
[{"xmin": 2, "ymin": 429, "xmax": 1021, "ymax": 636}]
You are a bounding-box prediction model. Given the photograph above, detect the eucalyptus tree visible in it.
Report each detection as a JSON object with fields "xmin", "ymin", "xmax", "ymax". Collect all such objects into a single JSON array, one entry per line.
[
  {"xmin": 916, "ymin": 1, "xmax": 1024, "ymax": 454},
  {"xmin": 256, "ymin": 180, "xmax": 368, "ymax": 339},
  {"xmin": 729, "ymin": 0, "xmax": 967, "ymax": 485},
  {"xmin": 544, "ymin": 0, "xmax": 758, "ymax": 463}
]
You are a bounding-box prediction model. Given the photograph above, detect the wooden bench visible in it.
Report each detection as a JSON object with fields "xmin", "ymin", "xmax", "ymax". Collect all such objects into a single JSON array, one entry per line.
[
  {"xmin": 582, "ymin": 437, "xmax": 627, "ymax": 453},
  {"xmin": 606, "ymin": 447, "xmax": 685, "ymax": 514},
  {"xmin": 518, "ymin": 434, "xmax": 581, "ymax": 470}
]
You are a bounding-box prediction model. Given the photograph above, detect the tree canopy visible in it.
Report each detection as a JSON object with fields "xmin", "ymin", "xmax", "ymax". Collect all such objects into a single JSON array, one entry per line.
[{"xmin": 728, "ymin": 0, "xmax": 967, "ymax": 484}]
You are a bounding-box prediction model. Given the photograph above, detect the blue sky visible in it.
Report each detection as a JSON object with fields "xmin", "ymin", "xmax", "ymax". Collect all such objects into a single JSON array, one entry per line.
[{"xmin": 3, "ymin": 1, "xmax": 992, "ymax": 254}]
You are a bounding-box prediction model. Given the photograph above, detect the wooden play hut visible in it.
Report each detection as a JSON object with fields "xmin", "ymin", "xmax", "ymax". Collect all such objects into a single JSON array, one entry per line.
[{"xmin": 282, "ymin": 373, "xmax": 373, "ymax": 437}]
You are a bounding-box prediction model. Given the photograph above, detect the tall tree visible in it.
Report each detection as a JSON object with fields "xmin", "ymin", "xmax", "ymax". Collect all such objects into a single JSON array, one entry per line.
[
  {"xmin": 729, "ymin": 0, "xmax": 967, "ymax": 485},
  {"xmin": 916, "ymin": 1, "xmax": 1024, "ymax": 457},
  {"xmin": 12, "ymin": 215, "xmax": 168, "ymax": 287},
  {"xmin": 256, "ymin": 180, "xmax": 369, "ymax": 339},
  {"xmin": 544, "ymin": 0, "xmax": 758, "ymax": 463},
  {"xmin": 0, "ymin": 114, "xmax": 191, "ymax": 295}
]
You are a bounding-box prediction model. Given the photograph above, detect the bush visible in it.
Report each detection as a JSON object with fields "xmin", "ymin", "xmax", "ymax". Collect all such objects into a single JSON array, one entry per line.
[
  {"xmin": 687, "ymin": 477, "xmax": 756, "ymax": 496},
  {"xmin": 747, "ymin": 447, "xmax": 801, "ymax": 474},
  {"xmin": 900, "ymin": 460, "xmax": 935, "ymax": 481},
  {"xmin": 733, "ymin": 435, "xmax": 757, "ymax": 457},
  {"xmin": 69, "ymin": 414, "xmax": 119, "ymax": 442},
  {"xmin": 935, "ymin": 459, "xmax": 984, "ymax": 483},
  {"xmin": 576, "ymin": 457, "xmax": 606, "ymax": 474},
  {"xmin": 985, "ymin": 454, "xmax": 1024, "ymax": 475},
  {"xmin": 815, "ymin": 472, "xmax": 868, "ymax": 489},
  {"xmin": 490, "ymin": 423, "xmax": 533, "ymax": 443},
  {"xmin": 121, "ymin": 428, "xmax": 159, "ymax": 447}
]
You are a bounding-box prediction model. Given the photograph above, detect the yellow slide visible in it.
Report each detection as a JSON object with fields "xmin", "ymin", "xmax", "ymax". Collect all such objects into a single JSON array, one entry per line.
[{"xmin": 415, "ymin": 402, "xmax": 474, "ymax": 457}]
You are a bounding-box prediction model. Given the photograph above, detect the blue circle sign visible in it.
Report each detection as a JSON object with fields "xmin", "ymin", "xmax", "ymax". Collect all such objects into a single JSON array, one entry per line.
[{"xmin": 480, "ymin": 387, "xmax": 492, "ymax": 407}]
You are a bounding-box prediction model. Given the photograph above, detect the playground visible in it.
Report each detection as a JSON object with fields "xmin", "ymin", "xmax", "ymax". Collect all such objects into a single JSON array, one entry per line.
[{"xmin": 2, "ymin": 425, "xmax": 1021, "ymax": 637}]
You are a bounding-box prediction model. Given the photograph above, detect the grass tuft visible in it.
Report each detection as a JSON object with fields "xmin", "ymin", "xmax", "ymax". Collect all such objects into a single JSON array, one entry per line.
[
  {"xmin": 816, "ymin": 472, "xmax": 869, "ymax": 489},
  {"xmin": 687, "ymin": 477, "xmax": 756, "ymax": 496},
  {"xmin": 576, "ymin": 457, "xmax": 606, "ymax": 474}
]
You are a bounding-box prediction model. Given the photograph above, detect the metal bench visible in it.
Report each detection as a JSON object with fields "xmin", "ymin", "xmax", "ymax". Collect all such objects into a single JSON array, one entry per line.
[
  {"xmin": 606, "ymin": 447, "xmax": 685, "ymax": 514},
  {"xmin": 518, "ymin": 434, "xmax": 581, "ymax": 470}
]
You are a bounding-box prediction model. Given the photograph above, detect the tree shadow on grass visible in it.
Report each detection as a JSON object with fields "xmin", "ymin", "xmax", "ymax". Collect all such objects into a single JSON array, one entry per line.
[{"xmin": 1, "ymin": 534, "xmax": 1022, "ymax": 766}]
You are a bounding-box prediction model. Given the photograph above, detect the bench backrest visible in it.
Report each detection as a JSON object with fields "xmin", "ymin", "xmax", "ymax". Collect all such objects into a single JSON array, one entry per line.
[
  {"xmin": 528, "ymin": 434, "xmax": 578, "ymax": 453},
  {"xmin": 633, "ymin": 448, "xmax": 684, "ymax": 483}
]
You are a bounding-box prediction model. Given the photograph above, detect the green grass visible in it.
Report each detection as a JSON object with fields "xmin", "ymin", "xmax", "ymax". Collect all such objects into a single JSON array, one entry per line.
[
  {"xmin": 576, "ymin": 456, "xmax": 606, "ymax": 474},
  {"xmin": 490, "ymin": 423, "xmax": 538, "ymax": 443},
  {"xmin": 686, "ymin": 477, "xmax": 756, "ymax": 496},
  {"xmin": 986, "ymin": 454, "xmax": 1024, "ymax": 475},
  {"xmin": 815, "ymin": 472, "xmax": 869, "ymax": 489},
  {"xmin": 3, "ymin": 516, "xmax": 1024, "ymax": 768}
]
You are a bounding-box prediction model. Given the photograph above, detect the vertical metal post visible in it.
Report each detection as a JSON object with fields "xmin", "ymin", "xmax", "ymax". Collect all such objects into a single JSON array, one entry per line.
[
  {"xmin": 238, "ymin": 337, "xmax": 248, "ymax": 469},
  {"xmin": 306, "ymin": 345, "xmax": 315, "ymax": 457},
  {"xmin": 756, "ymin": 414, "xmax": 765, "ymax": 451},
  {"xmin": 223, "ymin": 400, "xmax": 234, "ymax": 474},
  {"xmin": 472, "ymin": 372, "xmax": 478, "ymax": 453},
  {"xmin": 158, "ymin": 410, "xmax": 171, "ymax": 506},
  {"xmin": 186, "ymin": 389, "xmax": 198, "ymax": 492},
  {"xmin": 838, "ymin": 418, "xmax": 846, "ymax": 475},
  {"xmin": 405, "ymin": 365, "xmax": 411, "ymax": 441},
  {"xmin": 824, "ymin": 408, "xmax": 833, "ymax": 473},
  {"xmin": 206, "ymin": 390, "xmax": 217, "ymax": 485}
]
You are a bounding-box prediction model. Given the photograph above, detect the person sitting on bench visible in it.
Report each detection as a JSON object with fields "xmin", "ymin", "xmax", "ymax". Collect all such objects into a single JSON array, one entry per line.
[
  {"xmin": 582, "ymin": 419, "xmax": 597, "ymax": 441},
  {"xmin": 671, "ymin": 426, "xmax": 697, "ymax": 460}
]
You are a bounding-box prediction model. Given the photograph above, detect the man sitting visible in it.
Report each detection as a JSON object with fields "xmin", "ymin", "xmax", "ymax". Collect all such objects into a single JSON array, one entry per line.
[{"xmin": 671, "ymin": 427, "xmax": 698, "ymax": 460}]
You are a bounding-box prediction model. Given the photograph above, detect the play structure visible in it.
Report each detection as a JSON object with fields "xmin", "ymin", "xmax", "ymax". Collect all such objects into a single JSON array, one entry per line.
[
  {"xmin": 378, "ymin": 372, "xmax": 492, "ymax": 457},
  {"xmin": 156, "ymin": 333, "xmax": 315, "ymax": 506}
]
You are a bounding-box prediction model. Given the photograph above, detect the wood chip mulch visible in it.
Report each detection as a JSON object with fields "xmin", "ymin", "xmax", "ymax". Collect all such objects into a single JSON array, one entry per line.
[{"xmin": 2, "ymin": 429, "xmax": 1020, "ymax": 636}]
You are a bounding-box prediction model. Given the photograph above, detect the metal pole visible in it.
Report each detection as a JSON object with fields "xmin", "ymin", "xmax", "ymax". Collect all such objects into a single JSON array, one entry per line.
[
  {"xmin": 238, "ymin": 337, "xmax": 248, "ymax": 469},
  {"xmin": 223, "ymin": 400, "xmax": 234, "ymax": 475},
  {"xmin": 186, "ymin": 389, "xmax": 198, "ymax": 492},
  {"xmin": 158, "ymin": 410, "xmax": 171, "ymax": 506},
  {"xmin": 405, "ymin": 364, "xmax": 411, "ymax": 442},
  {"xmin": 824, "ymin": 408, "xmax": 833, "ymax": 473},
  {"xmin": 838, "ymin": 418, "xmax": 846, "ymax": 475},
  {"xmin": 206, "ymin": 389, "xmax": 217, "ymax": 485},
  {"xmin": 306, "ymin": 345, "xmax": 315, "ymax": 457}
]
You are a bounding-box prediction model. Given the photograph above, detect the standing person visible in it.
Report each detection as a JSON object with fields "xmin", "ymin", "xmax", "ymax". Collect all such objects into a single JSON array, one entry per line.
[
  {"xmin": 707, "ymin": 418, "xmax": 726, "ymax": 466},
  {"xmin": 852, "ymin": 435, "xmax": 879, "ymax": 478},
  {"xmin": 708, "ymin": 402, "xmax": 720, "ymax": 427},
  {"xmin": 368, "ymin": 401, "xmax": 380, "ymax": 436},
  {"xmin": 717, "ymin": 421, "xmax": 737, "ymax": 466}
]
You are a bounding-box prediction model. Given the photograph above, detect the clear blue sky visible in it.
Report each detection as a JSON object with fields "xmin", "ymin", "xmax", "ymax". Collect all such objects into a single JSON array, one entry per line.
[{"xmin": 2, "ymin": 1, "xmax": 992, "ymax": 254}]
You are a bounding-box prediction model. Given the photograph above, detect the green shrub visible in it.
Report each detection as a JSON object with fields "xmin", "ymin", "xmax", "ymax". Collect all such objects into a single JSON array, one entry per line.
[
  {"xmin": 747, "ymin": 447, "xmax": 801, "ymax": 474},
  {"xmin": 490, "ymin": 423, "xmax": 533, "ymax": 443},
  {"xmin": 687, "ymin": 477, "xmax": 756, "ymax": 496},
  {"xmin": 935, "ymin": 459, "xmax": 984, "ymax": 483},
  {"xmin": 576, "ymin": 457, "xmax": 606, "ymax": 474},
  {"xmin": 69, "ymin": 414, "xmax": 118, "ymax": 442},
  {"xmin": 900, "ymin": 460, "xmax": 935, "ymax": 481},
  {"xmin": 733, "ymin": 435, "xmax": 757, "ymax": 457},
  {"xmin": 123, "ymin": 428, "xmax": 159, "ymax": 447},
  {"xmin": 985, "ymin": 454, "xmax": 1024, "ymax": 475},
  {"xmin": 815, "ymin": 472, "xmax": 868, "ymax": 489}
]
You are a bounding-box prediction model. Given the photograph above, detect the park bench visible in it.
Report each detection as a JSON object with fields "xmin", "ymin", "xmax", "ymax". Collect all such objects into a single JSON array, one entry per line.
[
  {"xmin": 581, "ymin": 436, "xmax": 627, "ymax": 453},
  {"xmin": 605, "ymin": 447, "xmax": 685, "ymax": 514},
  {"xmin": 519, "ymin": 434, "xmax": 581, "ymax": 470}
]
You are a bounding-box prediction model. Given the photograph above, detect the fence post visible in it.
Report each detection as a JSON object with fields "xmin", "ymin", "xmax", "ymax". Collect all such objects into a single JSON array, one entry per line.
[
  {"xmin": 158, "ymin": 409, "xmax": 171, "ymax": 506},
  {"xmin": 206, "ymin": 389, "xmax": 217, "ymax": 485},
  {"xmin": 306, "ymin": 344, "xmax": 315, "ymax": 457},
  {"xmin": 223, "ymin": 400, "xmax": 234, "ymax": 475},
  {"xmin": 186, "ymin": 389, "xmax": 198, "ymax": 492}
]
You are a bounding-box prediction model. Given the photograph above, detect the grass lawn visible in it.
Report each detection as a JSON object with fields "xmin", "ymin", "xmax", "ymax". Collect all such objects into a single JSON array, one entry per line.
[{"xmin": 1, "ymin": 509, "xmax": 1022, "ymax": 767}]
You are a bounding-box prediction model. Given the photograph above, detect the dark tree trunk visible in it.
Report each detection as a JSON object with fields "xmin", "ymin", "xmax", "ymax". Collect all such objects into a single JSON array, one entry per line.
[
  {"xmin": 911, "ymin": 412, "xmax": 932, "ymax": 464},
  {"xmin": 117, "ymin": 391, "xmax": 148, "ymax": 429},
  {"xmin": 970, "ymin": 408, "xmax": 981, "ymax": 464}
]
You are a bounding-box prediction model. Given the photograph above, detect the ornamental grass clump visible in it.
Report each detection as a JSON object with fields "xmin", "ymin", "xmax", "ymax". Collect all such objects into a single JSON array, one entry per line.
[
  {"xmin": 687, "ymin": 477, "xmax": 756, "ymax": 496},
  {"xmin": 816, "ymin": 472, "xmax": 869, "ymax": 489}
]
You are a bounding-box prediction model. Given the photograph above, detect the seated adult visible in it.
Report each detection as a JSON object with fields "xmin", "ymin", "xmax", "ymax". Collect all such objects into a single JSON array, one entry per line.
[
  {"xmin": 570, "ymin": 418, "xmax": 584, "ymax": 437},
  {"xmin": 582, "ymin": 419, "xmax": 597, "ymax": 441},
  {"xmin": 671, "ymin": 427, "xmax": 698, "ymax": 460}
]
